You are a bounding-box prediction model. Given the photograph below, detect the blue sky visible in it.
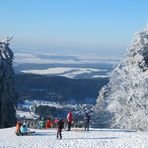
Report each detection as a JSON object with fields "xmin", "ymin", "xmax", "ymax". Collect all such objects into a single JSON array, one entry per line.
[{"xmin": 0, "ymin": 0, "xmax": 148, "ymax": 56}]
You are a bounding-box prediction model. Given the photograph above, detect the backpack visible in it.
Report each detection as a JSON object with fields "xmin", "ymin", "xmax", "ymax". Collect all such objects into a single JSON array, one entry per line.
[
  {"xmin": 84, "ymin": 114, "xmax": 90, "ymax": 123},
  {"xmin": 57, "ymin": 120, "xmax": 64, "ymax": 129}
]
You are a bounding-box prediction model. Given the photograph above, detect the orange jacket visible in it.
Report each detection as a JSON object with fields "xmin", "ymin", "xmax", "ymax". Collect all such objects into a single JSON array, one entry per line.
[
  {"xmin": 16, "ymin": 122, "xmax": 21, "ymax": 133},
  {"xmin": 46, "ymin": 120, "xmax": 52, "ymax": 128}
]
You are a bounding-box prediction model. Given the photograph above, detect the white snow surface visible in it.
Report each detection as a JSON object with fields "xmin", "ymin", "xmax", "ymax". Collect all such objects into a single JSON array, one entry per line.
[
  {"xmin": 16, "ymin": 110, "xmax": 34, "ymax": 119},
  {"xmin": 0, "ymin": 127, "xmax": 148, "ymax": 148},
  {"xmin": 18, "ymin": 100, "xmax": 76, "ymax": 109},
  {"xmin": 21, "ymin": 67, "xmax": 109, "ymax": 78}
]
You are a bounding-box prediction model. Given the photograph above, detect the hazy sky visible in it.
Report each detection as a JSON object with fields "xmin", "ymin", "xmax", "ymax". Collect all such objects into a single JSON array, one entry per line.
[{"xmin": 0, "ymin": 0, "xmax": 148, "ymax": 56}]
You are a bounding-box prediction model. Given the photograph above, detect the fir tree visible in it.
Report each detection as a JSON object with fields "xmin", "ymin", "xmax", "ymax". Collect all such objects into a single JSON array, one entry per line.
[
  {"xmin": 94, "ymin": 25, "xmax": 148, "ymax": 131},
  {"xmin": 0, "ymin": 37, "xmax": 16, "ymax": 128}
]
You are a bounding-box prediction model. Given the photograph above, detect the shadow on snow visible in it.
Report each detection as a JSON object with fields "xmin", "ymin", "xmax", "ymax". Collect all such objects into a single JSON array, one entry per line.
[
  {"xmin": 62, "ymin": 137, "xmax": 118, "ymax": 140},
  {"xmin": 89, "ymin": 129, "xmax": 136, "ymax": 133}
]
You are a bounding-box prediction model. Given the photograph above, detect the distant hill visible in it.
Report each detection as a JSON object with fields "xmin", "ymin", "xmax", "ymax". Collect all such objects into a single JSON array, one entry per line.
[{"xmin": 15, "ymin": 74, "xmax": 109, "ymax": 104}]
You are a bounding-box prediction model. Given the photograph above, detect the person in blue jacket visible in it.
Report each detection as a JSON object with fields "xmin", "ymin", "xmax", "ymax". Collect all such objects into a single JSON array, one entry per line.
[{"xmin": 20, "ymin": 123, "xmax": 28, "ymax": 135}]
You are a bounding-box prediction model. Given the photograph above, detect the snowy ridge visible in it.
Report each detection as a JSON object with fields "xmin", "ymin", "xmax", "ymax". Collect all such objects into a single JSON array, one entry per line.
[
  {"xmin": 95, "ymin": 25, "xmax": 148, "ymax": 131},
  {"xmin": 21, "ymin": 67, "xmax": 110, "ymax": 78},
  {"xmin": 18, "ymin": 100, "xmax": 77, "ymax": 109}
]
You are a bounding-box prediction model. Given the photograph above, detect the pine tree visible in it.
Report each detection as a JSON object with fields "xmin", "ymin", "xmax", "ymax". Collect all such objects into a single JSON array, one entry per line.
[
  {"xmin": 0, "ymin": 37, "xmax": 16, "ymax": 128},
  {"xmin": 94, "ymin": 25, "xmax": 148, "ymax": 131}
]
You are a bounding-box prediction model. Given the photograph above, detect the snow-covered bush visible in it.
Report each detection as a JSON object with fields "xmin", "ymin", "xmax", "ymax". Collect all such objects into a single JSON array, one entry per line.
[{"xmin": 94, "ymin": 25, "xmax": 148, "ymax": 131}]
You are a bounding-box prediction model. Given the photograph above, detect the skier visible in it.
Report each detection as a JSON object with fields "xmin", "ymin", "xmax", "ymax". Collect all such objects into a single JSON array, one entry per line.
[
  {"xmin": 36, "ymin": 119, "xmax": 41, "ymax": 129},
  {"xmin": 67, "ymin": 111, "xmax": 73, "ymax": 131},
  {"xmin": 39, "ymin": 117, "xmax": 46, "ymax": 129},
  {"xmin": 84, "ymin": 112, "xmax": 90, "ymax": 131},
  {"xmin": 15, "ymin": 121, "xmax": 22, "ymax": 135},
  {"xmin": 19, "ymin": 123, "xmax": 35, "ymax": 136},
  {"xmin": 46, "ymin": 119, "xmax": 52, "ymax": 129},
  {"xmin": 20, "ymin": 123, "xmax": 28, "ymax": 135},
  {"xmin": 56, "ymin": 119, "xmax": 64, "ymax": 139}
]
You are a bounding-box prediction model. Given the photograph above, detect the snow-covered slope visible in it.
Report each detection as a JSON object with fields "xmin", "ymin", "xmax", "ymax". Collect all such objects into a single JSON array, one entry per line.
[
  {"xmin": 14, "ymin": 49, "xmax": 116, "ymax": 78},
  {"xmin": 0, "ymin": 127, "xmax": 148, "ymax": 148},
  {"xmin": 94, "ymin": 25, "xmax": 148, "ymax": 131},
  {"xmin": 16, "ymin": 110, "xmax": 35, "ymax": 119}
]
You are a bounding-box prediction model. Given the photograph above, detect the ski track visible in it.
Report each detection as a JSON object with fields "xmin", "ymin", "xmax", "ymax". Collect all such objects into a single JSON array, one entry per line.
[{"xmin": 0, "ymin": 128, "xmax": 148, "ymax": 148}]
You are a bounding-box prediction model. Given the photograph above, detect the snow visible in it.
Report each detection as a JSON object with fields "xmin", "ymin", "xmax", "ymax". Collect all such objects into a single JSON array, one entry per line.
[
  {"xmin": 0, "ymin": 127, "xmax": 148, "ymax": 148},
  {"xmin": 92, "ymin": 74, "xmax": 110, "ymax": 78},
  {"xmin": 21, "ymin": 67, "xmax": 109, "ymax": 78},
  {"xmin": 16, "ymin": 110, "xmax": 34, "ymax": 119},
  {"xmin": 18, "ymin": 100, "xmax": 76, "ymax": 109},
  {"xmin": 94, "ymin": 24, "xmax": 148, "ymax": 131},
  {"xmin": 22, "ymin": 67, "xmax": 77, "ymax": 75},
  {"xmin": 17, "ymin": 100, "xmax": 94, "ymax": 120}
]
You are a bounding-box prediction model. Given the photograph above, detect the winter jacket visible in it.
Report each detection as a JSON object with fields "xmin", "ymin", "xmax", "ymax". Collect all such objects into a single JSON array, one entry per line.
[
  {"xmin": 67, "ymin": 112, "xmax": 73, "ymax": 122},
  {"xmin": 20, "ymin": 125, "xmax": 28, "ymax": 134},
  {"xmin": 39, "ymin": 120, "xmax": 45, "ymax": 128},
  {"xmin": 57, "ymin": 120, "xmax": 64, "ymax": 129},
  {"xmin": 84, "ymin": 113, "xmax": 90, "ymax": 123},
  {"xmin": 46, "ymin": 120, "xmax": 52, "ymax": 128},
  {"xmin": 16, "ymin": 122, "xmax": 22, "ymax": 133}
]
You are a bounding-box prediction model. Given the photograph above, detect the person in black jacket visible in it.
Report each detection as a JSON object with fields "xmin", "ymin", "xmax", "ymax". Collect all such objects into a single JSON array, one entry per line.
[
  {"xmin": 57, "ymin": 119, "xmax": 64, "ymax": 139},
  {"xmin": 84, "ymin": 113, "xmax": 90, "ymax": 131}
]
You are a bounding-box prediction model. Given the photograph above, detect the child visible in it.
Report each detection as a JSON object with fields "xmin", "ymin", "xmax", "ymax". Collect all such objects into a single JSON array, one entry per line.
[
  {"xmin": 46, "ymin": 119, "xmax": 52, "ymax": 129},
  {"xmin": 20, "ymin": 123, "xmax": 28, "ymax": 135},
  {"xmin": 15, "ymin": 121, "xmax": 22, "ymax": 135},
  {"xmin": 57, "ymin": 119, "xmax": 64, "ymax": 139},
  {"xmin": 39, "ymin": 117, "xmax": 46, "ymax": 129}
]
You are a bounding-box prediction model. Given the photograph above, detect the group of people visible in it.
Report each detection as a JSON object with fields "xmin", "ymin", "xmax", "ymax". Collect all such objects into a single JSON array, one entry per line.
[
  {"xmin": 16, "ymin": 121, "xmax": 28, "ymax": 136},
  {"xmin": 37, "ymin": 117, "xmax": 53, "ymax": 129},
  {"xmin": 15, "ymin": 111, "xmax": 90, "ymax": 139}
]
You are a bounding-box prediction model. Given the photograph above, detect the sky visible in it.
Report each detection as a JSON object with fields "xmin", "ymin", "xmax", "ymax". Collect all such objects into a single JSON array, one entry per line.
[{"xmin": 0, "ymin": 0, "xmax": 148, "ymax": 56}]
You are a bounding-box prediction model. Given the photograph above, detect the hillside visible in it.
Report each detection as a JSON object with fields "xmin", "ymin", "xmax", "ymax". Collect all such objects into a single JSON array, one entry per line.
[{"xmin": 15, "ymin": 74, "xmax": 109, "ymax": 104}]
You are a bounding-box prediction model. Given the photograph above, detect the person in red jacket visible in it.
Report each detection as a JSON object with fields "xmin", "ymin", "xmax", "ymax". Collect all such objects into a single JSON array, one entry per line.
[
  {"xmin": 67, "ymin": 111, "xmax": 73, "ymax": 131},
  {"xmin": 46, "ymin": 119, "xmax": 52, "ymax": 129}
]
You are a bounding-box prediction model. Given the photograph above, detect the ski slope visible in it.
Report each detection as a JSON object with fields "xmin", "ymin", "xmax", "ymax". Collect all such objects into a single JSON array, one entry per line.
[{"xmin": 0, "ymin": 127, "xmax": 148, "ymax": 148}]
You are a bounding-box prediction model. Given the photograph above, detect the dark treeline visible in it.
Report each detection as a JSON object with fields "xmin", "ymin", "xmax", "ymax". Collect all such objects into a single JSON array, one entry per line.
[{"xmin": 15, "ymin": 74, "xmax": 109, "ymax": 104}]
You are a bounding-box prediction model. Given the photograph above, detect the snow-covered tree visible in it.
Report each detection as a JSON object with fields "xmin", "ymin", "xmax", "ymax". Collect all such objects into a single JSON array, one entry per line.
[
  {"xmin": 94, "ymin": 25, "xmax": 148, "ymax": 131},
  {"xmin": 0, "ymin": 37, "xmax": 16, "ymax": 128}
]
